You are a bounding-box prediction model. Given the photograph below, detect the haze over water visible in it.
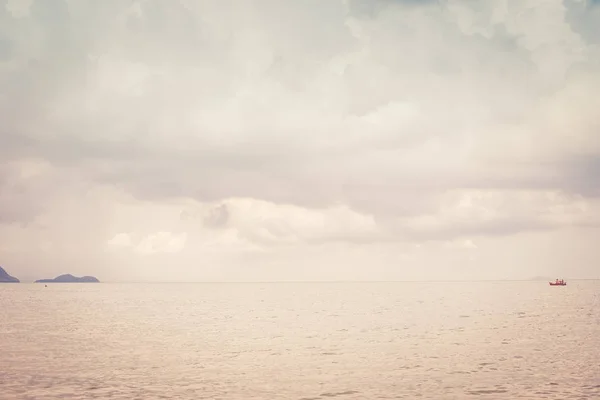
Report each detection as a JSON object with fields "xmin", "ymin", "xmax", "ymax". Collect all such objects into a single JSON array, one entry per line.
[{"xmin": 1, "ymin": 281, "xmax": 598, "ymax": 399}]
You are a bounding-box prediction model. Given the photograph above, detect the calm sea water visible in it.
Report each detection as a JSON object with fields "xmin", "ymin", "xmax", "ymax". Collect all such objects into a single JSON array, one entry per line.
[{"xmin": 1, "ymin": 281, "xmax": 599, "ymax": 399}]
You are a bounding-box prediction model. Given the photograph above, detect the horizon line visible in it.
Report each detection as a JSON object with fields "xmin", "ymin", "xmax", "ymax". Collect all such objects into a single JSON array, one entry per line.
[{"xmin": 12, "ymin": 278, "xmax": 600, "ymax": 284}]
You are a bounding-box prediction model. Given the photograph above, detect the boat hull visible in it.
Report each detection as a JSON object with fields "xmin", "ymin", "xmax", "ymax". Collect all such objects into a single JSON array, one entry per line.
[{"xmin": 549, "ymin": 282, "xmax": 566, "ymax": 286}]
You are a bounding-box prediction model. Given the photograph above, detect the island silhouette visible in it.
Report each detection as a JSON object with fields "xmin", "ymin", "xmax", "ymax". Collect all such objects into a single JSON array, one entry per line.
[
  {"xmin": 0, "ymin": 266, "xmax": 20, "ymax": 283},
  {"xmin": 35, "ymin": 274, "xmax": 100, "ymax": 283}
]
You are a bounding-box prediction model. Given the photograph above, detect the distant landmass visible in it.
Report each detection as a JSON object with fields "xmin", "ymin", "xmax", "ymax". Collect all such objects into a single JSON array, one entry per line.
[
  {"xmin": 35, "ymin": 274, "xmax": 100, "ymax": 283},
  {"xmin": 0, "ymin": 266, "xmax": 20, "ymax": 283}
]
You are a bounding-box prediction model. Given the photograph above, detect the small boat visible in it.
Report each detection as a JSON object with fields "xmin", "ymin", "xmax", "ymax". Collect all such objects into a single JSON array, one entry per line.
[{"xmin": 549, "ymin": 279, "xmax": 566, "ymax": 286}]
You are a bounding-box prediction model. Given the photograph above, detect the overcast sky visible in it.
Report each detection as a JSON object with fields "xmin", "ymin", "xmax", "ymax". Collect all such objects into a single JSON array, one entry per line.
[{"xmin": 1, "ymin": 0, "xmax": 599, "ymax": 282}]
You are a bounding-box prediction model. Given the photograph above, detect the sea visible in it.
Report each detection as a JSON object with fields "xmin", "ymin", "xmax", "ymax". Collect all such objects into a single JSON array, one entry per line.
[{"xmin": 1, "ymin": 281, "xmax": 599, "ymax": 399}]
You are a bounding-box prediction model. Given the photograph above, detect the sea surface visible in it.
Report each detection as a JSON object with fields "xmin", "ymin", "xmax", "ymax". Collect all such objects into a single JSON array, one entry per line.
[{"xmin": 1, "ymin": 281, "xmax": 599, "ymax": 399}]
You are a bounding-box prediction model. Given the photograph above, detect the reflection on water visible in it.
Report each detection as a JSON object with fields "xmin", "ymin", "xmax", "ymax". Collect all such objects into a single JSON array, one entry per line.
[{"xmin": 1, "ymin": 281, "xmax": 599, "ymax": 399}]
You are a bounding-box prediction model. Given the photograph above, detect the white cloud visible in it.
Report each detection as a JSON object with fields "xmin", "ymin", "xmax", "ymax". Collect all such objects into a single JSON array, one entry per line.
[
  {"xmin": 396, "ymin": 189, "xmax": 600, "ymax": 239},
  {"xmin": 0, "ymin": 0, "xmax": 599, "ymax": 280},
  {"xmin": 107, "ymin": 232, "xmax": 132, "ymax": 248},
  {"xmin": 222, "ymin": 198, "xmax": 380, "ymax": 245},
  {"xmin": 5, "ymin": 0, "xmax": 32, "ymax": 18},
  {"xmin": 444, "ymin": 239, "xmax": 478, "ymax": 250},
  {"xmin": 135, "ymin": 231, "xmax": 188, "ymax": 255}
]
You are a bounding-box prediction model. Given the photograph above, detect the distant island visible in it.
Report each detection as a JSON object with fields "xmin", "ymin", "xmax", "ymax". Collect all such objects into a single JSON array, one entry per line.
[
  {"xmin": 0, "ymin": 266, "xmax": 20, "ymax": 283},
  {"xmin": 35, "ymin": 274, "xmax": 100, "ymax": 283}
]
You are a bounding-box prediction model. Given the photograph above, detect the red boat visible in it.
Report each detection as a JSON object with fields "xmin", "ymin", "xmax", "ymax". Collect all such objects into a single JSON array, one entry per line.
[{"xmin": 549, "ymin": 279, "xmax": 566, "ymax": 286}]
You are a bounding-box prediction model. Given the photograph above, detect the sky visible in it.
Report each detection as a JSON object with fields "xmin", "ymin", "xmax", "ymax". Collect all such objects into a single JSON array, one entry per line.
[{"xmin": 0, "ymin": 0, "xmax": 599, "ymax": 282}]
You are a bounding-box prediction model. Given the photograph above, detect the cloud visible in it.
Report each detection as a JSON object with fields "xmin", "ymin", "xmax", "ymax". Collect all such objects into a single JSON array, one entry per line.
[
  {"xmin": 445, "ymin": 239, "xmax": 478, "ymax": 250},
  {"xmin": 393, "ymin": 189, "xmax": 600, "ymax": 240},
  {"xmin": 107, "ymin": 232, "xmax": 132, "ymax": 248},
  {"xmin": 202, "ymin": 203, "xmax": 230, "ymax": 228},
  {"xmin": 135, "ymin": 231, "xmax": 187, "ymax": 255},
  {"xmin": 220, "ymin": 198, "xmax": 380, "ymax": 245},
  {"xmin": 1, "ymin": 0, "xmax": 599, "ymax": 280}
]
